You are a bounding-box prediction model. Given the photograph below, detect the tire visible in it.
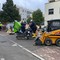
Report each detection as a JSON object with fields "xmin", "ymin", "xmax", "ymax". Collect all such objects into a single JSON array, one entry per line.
[
  {"xmin": 16, "ymin": 36, "xmax": 21, "ymax": 40},
  {"xmin": 45, "ymin": 38, "xmax": 52, "ymax": 46},
  {"xmin": 56, "ymin": 39, "xmax": 60, "ymax": 47},
  {"xmin": 35, "ymin": 37, "xmax": 42, "ymax": 45},
  {"xmin": 26, "ymin": 37, "xmax": 29, "ymax": 40}
]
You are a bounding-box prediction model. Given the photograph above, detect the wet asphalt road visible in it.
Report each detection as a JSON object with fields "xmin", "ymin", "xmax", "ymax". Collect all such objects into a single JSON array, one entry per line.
[
  {"xmin": 0, "ymin": 32, "xmax": 60, "ymax": 60},
  {"xmin": 0, "ymin": 35, "xmax": 40, "ymax": 60}
]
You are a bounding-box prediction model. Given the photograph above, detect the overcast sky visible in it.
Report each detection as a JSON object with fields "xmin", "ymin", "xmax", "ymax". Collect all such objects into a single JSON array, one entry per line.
[{"xmin": 0, "ymin": 0, "xmax": 48, "ymax": 12}]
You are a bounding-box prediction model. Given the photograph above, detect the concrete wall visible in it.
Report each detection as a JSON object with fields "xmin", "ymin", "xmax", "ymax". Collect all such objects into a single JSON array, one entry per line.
[{"xmin": 0, "ymin": 3, "xmax": 1, "ymax": 10}]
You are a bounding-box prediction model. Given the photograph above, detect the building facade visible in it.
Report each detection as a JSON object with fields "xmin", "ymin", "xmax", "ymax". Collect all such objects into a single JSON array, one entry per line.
[
  {"xmin": 18, "ymin": 7, "xmax": 32, "ymax": 22},
  {"xmin": 0, "ymin": 3, "xmax": 1, "ymax": 10},
  {"xmin": 45, "ymin": 0, "xmax": 60, "ymax": 26}
]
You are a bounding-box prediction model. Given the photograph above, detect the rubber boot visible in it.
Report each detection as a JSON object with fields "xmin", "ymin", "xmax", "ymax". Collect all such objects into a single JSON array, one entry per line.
[{"xmin": 32, "ymin": 33, "xmax": 36, "ymax": 38}]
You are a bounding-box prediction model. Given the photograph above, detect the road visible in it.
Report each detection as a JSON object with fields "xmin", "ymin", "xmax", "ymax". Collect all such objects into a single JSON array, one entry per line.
[
  {"xmin": 0, "ymin": 34, "xmax": 40, "ymax": 60},
  {"xmin": 0, "ymin": 32, "xmax": 60, "ymax": 60}
]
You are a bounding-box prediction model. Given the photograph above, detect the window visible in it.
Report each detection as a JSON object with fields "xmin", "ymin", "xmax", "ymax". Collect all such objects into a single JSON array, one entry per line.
[
  {"xmin": 49, "ymin": 0, "xmax": 55, "ymax": 3},
  {"xmin": 52, "ymin": 22, "xmax": 60, "ymax": 27},
  {"xmin": 23, "ymin": 18, "xmax": 24, "ymax": 20},
  {"xmin": 59, "ymin": 8, "xmax": 60, "ymax": 14},
  {"xmin": 48, "ymin": 9, "xmax": 54, "ymax": 15},
  {"xmin": 27, "ymin": 15, "xmax": 30, "ymax": 18},
  {"xmin": 22, "ymin": 10, "xmax": 24, "ymax": 12}
]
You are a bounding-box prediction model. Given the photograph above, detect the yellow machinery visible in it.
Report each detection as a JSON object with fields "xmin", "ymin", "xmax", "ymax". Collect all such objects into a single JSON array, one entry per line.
[{"xmin": 35, "ymin": 20, "xmax": 60, "ymax": 46}]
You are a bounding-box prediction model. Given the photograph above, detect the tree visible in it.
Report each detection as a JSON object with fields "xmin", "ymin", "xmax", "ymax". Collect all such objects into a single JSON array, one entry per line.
[
  {"xmin": 32, "ymin": 9, "xmax": 44, "ymax": 25},
  {"xmin": 27, "ymin": 17, "xmax": 32, "ymax": 23},
  {"xmin": 2, "ymin": 0, "xmax": 21, "ymax": 23},
  {"xmin": 0, "ymin": 11, "xmax": 6, "ymax": 23}
]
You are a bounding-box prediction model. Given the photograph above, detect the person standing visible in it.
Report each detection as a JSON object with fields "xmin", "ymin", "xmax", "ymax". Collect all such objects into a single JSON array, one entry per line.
[
  {"xmin": 29, "ymin": 20, "xmax": 37, "ymax": 37},
  {"xmin": 21, "ymin": 21, "xmax": 26, "ymax": 33}
]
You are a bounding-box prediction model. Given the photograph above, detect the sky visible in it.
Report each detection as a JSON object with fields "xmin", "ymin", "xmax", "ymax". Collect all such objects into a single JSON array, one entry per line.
[{"xmin": 0, "ymin": 0, "xmax": 48, "ymax": 13}]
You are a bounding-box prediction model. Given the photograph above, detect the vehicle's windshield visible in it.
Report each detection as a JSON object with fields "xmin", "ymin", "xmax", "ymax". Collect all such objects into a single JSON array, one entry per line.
[
  {"xmin": 52, "ymin": 21, "xmax": 60, "ymax": 27},
  {"xmin": 47, "ymin": 20, "xmax": 60, "ymax": 32}
]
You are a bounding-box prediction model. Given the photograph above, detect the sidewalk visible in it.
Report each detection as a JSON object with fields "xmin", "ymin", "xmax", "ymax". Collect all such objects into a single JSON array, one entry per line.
[{"xmin": 33, "ymin": 46, "xmax": 60, "ymax": 60}]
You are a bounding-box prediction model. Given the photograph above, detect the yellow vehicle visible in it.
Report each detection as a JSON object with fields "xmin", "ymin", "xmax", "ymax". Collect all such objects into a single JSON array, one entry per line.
[{"xmin": 35, "ymin": 20, "xmax": 60, "ymax": 46}]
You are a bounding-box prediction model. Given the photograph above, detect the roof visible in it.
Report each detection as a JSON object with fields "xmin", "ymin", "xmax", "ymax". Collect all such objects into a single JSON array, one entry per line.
[{"xmin": 47, "ymin": 19, "xmax": 60, "ymax": 22}]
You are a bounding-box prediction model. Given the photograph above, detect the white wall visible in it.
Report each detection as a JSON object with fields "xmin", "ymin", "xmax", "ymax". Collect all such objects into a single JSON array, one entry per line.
[
  {"xmin": 45, "ymin": 1, "xmax": 60, "ymax": 26},
  {"xmin": 55, "ymin": 0, "xmax": 60, "ymax": 1},
  {"xmin": 49, "ymin": 0, "xmax": 60, "ymax": 2},
  {"xmin": 18, "ymin": 7, "xmax": 32, "ymax": 21},
  {"xmin": 0, "ymin": 3, "xmax": 1, "ymax": 10}
]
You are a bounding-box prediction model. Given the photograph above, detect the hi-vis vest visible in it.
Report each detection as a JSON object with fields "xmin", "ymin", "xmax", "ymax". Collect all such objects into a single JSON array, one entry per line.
[
  {"xmin": 0, "ymin": 23, "xmax": 3, "ymax": 26},
  {"xmin": 14, "ymin": 21, "xmax": 21, "ymax": 33}
]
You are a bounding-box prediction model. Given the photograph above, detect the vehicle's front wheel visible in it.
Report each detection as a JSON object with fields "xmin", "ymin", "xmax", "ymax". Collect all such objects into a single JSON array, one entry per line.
[{"xmin": 45, "ymin": 38, "xmax": 52, "ymax": 46}]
